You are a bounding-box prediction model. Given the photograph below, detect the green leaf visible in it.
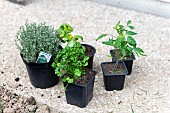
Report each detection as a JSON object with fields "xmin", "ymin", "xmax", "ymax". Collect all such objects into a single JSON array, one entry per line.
[
  {"xmin": 96, "ymin": 34, "xmax": 107, "ymax": 41},
  {"xmin": 134, "ymin": 47, "xmax": 144, "ymax": 53},
  {"xmin": 128, "ymin": 26, "xmax": 134, "ymax": 30},
  {"xmin": 127, "ymin": 46, "xmax": 133, "ymax": 51},
  {"xmin": 60, "ymin": 23, "xmax": 73, "ymax": 33},
  {"xmin": 114, "ymin": 21, "xmax": 120, "ymax": 29},
  {"xmin": 127, "ymin": 36, "xmax": 136, "ymax": 46},
  {"xmin": 134, "ymin": 47, "xmax": 146, "ymax": 56},
  {"xmin": 122, "ymin": 48, "xmax": 127, "ymax": 57},
  {"xmin": 55, "ymin": 68, "xmax": 62, "ymax": 76},
  {"xmin": 74, "ymin": 69, "xmax": 81, "ymax": 77},
  {"xmin": 102, "ymin": 40, "xmax": 113, "ymax": 46},
  {"xmin": 127, "ymin": 20, "xmax": 132, "ymax": 25},
  {"xmin": 126, "ymin": 31, "xmax": 137, "ymax": 35},
  {"xmin": 107, "ymin": 55, "xmax": 112, "ymax": 58},
  {"xmin": 129, "ymin": 101, "xmax": 135, "ymax": 113},
  {"xmin": 74, "ymin": 35, "xmax": 83, "ymax": 41},
  {"xmin": 84, "ymin": 62, "xmax": 88, "ymax": 66},
  {"xmin": 67, "ymin": 78, "xmax": 73, "ymax": 83},
  {"xmin": 119, "ymin": 25, "xmax": 124, "ymax": 29},
  {"xmin": 62, "ymin": 78, "xmax": 67, "ymax": 82}
]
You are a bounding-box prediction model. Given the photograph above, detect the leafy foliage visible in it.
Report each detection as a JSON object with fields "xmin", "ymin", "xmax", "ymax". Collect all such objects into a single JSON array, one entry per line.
[
  {"xmin": 15, "ymin": 22, "xmax": 61, "ymax": 63},
  {"xmin": 52, "ymin": 42, "xmax": 89, "ymax": 84},
  {"xmin": 56, "ymin": 23, "xmax": 83, "ymax": 47},
  {"xmin": 52, "ymin": 23, "xmax": 89, "ymax": 84},
  {"xmin": 96, "ymin": 20, "xmax": 145, "ymax": 61}
]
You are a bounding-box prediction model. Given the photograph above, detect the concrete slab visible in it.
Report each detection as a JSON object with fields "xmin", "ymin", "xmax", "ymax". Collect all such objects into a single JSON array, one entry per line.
[
  {"xmin": 0, "ymin": 0, "xmax": 170, "ymax": 112},
  {"xmin": 85, "ymin": 0, "xmax": 170, "ymax": 18}
]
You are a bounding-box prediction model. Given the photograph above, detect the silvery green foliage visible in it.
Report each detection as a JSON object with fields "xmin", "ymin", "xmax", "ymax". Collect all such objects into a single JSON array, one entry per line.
[{"xmin": 16, "ymin": 22, "xmax": 61, "ymax": 63}]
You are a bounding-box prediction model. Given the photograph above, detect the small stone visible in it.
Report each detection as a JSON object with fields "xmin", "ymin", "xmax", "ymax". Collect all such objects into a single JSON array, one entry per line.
[
  {"xmin": 3, "ymin": 108, "xmax": 15, "ymax": 113},
  {"xmin": 18, "ymin": 97, "xmax": 24, "ymax": 104},
  {"xmin": 57, "ymin": 96, "xmax": 61, "ymax": 98},
  {"xmin": 15, "ymin": 78, "xmax": 19, "ymax": 82},
  {"xmin": 3, "ymin": 96, "xmax": 8, "ymax": 101},
  {"xmin": 1, "ymin": 71, "xmax": 4, "ymax": 74},
  {"xmin": 12, "ymin": 104, "xmax": 18, "ymax": 110},
  {"xmin": 26, "ymin": 96, "xmax": 36, "ymax": 105},
  {"xmin": 27, "ymin": 105, "xmax": 37, "ymax": 112},
  {"xmin": 41, "ymin": 94, "xmax": 44, "ymax": 97},
  {"xmin": 36, "ymin": 105, "xmax": 50, "ymax": 113}
]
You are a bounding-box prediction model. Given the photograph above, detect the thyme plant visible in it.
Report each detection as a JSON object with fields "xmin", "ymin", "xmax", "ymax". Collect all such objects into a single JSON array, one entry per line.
[
  {"xmin": 15, "ymin": 22, "xmax": 61, "ymax": 63},
  {"xmin": 96, "ymin": 20, "xmax": 145, "ymax": 71}
]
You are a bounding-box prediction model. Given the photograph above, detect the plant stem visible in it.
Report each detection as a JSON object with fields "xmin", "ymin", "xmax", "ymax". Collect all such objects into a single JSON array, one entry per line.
[{"xmin": 113, "ymin": 49, "xmax": 120, "ymax": 71}]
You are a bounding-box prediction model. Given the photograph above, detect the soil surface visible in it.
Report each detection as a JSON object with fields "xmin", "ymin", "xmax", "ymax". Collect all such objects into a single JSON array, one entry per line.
[
  {"xmin": 102, "ymin": 63, "xmax": 127, "ymax": 75},
  {"xmin": 74, "ymin": 69, "xmax": 96, "ymax": 85},
  {"xmin": 83, "ymin": 45, "xmax": 95, "ymax": 57}
]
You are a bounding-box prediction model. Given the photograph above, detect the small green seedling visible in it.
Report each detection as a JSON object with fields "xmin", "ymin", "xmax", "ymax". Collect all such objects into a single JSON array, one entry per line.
[{"xmin": 96, "ymin": 20, "xmax": 145, "ymax": 71}]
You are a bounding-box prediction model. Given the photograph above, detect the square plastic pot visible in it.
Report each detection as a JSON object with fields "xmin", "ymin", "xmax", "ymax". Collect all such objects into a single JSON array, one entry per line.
[
  {"xmin": 110, "ymin": 50, "xmax": 135, "ymax": 75},
  {"xmin": 82, "ymin": 44, "xmax": 96, "ymax": 69},
  {"xmin": 101, "ymin": 62, "xmax": 128, "ymax": 91},
  {"xmin": 63, "ymin": 70, "xmax": 97, "ymax": 108}
]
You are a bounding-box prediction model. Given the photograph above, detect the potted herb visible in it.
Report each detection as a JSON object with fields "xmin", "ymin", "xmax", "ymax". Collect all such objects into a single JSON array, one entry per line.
[
  {"xmin": 96, "ymin": 20, "xmax": 145, "ymax": 91},
  {"xmin": 97, "ymin": 20, "xmax": 145, "ymax": 75},
  {"xmin": 52, "ymin": 33, "xmax": 97, "ymax": 107},
  {"xmin": 15, "ymin": 22, "xmax": 62, "ymax": 89},
  {"xmin": 56, "ymin": 24, "xmax": 96, "ymax": 69}
]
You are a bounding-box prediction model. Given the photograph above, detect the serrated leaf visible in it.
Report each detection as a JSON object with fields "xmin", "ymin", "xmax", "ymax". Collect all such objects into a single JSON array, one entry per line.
[
  {"xmin": 128, "ymin": 26, "xmax": 134, "ymax": 30},
  {"xmin": 127, "ymin": 20, "xmax": 132, "ymax": 25},
  {"xmin": 126, "ymin": 31, "xmax": 137, "ymax": 35},
  {"xmin": 96, "ymin": 34, "xmax": 107, "ymax": 41}
]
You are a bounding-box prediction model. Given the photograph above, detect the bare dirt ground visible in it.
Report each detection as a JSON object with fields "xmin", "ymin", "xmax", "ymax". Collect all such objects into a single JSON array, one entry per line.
[{"xmin": 0, "ymin": 0, "xmax": 170, "ymax": 113}]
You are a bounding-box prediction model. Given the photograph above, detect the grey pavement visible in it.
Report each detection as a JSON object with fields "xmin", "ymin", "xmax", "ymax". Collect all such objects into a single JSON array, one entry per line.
[{"xmin": 85, "ymin": 0, "xmax": 170, "ymax": 18}]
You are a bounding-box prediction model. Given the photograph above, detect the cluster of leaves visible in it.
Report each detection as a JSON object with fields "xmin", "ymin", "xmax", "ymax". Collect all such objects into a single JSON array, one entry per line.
[
  {"xmin": 52, "ymin": 42, "xmax": 89, "ymax": 83},
  {"xmin": 96, "ymin": 20, "xmax": 145, "ymax": 61},
  {"xmin": 56, "ymin": 23, "xmax": 83, "ymax": 47},
  {"xmin": 15, "ymin": 22, "xmax": 61, "ymax": 63}
]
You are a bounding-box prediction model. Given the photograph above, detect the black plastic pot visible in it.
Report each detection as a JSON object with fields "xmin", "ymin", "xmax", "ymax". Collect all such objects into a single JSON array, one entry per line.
[
  {"xmin": 82, "ymin": 44, "xmax": 96, "ymax": 69},
  {"xmin": 110, "ymin": 50, "xmax": 135, "ymax": 75},
  {"xmin": 63, "ymin": 70, "xmax": 97, "ymax": 108},
  {"xmin": 101, "ymin": 62, "xmax": 128, "ymax": 91},
  {"xmin": 21, "ymin": 55, "xmax": 59, "ymax": 89}
]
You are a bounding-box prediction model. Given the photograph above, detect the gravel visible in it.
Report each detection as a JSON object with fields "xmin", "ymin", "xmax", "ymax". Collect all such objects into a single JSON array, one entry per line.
[
  {"xmin": 0, "ymin": 86, "xmax": 50, "ymax": 113},
  {"xmin": 0, "ymin": 0, "xmax": 170, "ymax": 113}
]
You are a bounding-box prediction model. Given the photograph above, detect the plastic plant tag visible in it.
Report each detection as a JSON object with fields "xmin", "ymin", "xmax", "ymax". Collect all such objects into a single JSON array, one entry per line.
[{"xmin": 36, "ymin": 52, "xmax": 52, "ymax": 63}]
